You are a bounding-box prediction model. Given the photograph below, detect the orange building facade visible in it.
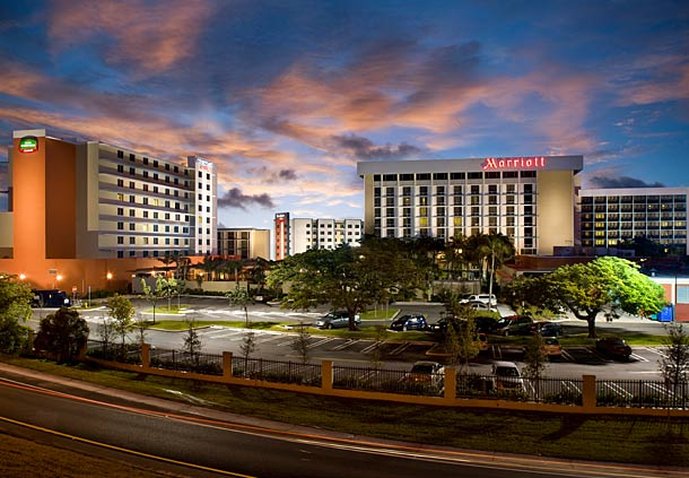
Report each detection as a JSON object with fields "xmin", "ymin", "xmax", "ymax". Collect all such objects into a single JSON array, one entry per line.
[{"xmin": 0, "ymin": 129, "xmax": 207, "ymax": 291}]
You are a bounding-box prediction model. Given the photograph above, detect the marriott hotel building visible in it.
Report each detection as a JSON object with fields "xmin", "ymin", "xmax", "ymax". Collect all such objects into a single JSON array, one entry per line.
[{"xmin": 357, "ymin": 156, "xmax": 583, "ymax": 255}]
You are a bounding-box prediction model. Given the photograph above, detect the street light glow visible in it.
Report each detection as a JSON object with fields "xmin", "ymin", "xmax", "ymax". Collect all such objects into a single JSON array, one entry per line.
[{"xmin": 106, "ymin": 272, "xmax": 113, "ymax": 280}]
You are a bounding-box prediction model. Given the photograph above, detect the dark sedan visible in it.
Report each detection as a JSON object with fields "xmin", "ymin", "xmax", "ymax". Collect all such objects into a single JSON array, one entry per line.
[
  {"xmin": 595, "ymin": 337, "xmax": 632, "ymax": 360},
  {"xmin": 389, "ymin": 314, "xmax": 428, "ymax": 331}
]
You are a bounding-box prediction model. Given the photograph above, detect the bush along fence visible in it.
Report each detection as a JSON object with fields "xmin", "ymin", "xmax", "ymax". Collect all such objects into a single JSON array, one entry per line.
[{"xmin": 82, "ymin": 341, "xmax": 689, "ymax": 417}]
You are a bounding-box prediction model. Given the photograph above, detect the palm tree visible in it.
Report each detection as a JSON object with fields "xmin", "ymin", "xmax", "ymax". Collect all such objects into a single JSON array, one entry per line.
[{"xmin": 476, "ymin": 233, "xmax": 515, "ymax": 304}]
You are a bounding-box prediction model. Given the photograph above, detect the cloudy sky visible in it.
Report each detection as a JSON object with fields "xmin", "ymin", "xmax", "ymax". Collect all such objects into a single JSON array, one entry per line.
[{"xmin": 1, "ymin": 0, "xmax": 688, "ymax": 229}]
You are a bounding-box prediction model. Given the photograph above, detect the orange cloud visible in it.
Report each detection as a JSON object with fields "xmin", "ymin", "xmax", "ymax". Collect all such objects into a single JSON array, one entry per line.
[{"xmin": 48, "ymin": 0, "xmax": 215, "ymax": 74}]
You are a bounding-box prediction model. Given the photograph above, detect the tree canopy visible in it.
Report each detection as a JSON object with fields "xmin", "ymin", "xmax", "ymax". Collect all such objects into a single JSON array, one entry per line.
[
  {"xmin": 506, "ymin": 257, "xmax": 666, "ymax": 337},
  {"xmin": 34, "ymin": 307, "xmax": 89, "ymax": 363},
  {"xmin": 0, "ymin": 275, "xmax": 33, "ymax": 354},
  {"xmin": 268, "ymin": 242, "xmax": 421, "ymax": 330}
]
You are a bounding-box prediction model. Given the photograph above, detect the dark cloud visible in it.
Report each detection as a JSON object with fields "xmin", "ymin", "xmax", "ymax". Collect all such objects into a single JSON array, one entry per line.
[
  {"xmin": 218, "ymin": 188, "xmax": 275, "ymax": 211},
  {"xmin": 331, "ymin": 134, "xmax": 424, "ymax": 160},
  {"xmin": 278, "ymin": 169, "xmax": 297, "ymax": 180},
  {"xmin": 589, "ymin": 176, "xmax": 665, "ymax": 188}
]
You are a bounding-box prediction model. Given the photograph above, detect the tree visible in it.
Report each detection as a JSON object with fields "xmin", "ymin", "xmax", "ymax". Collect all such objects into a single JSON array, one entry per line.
[
  {"xmin": 106, "ymin": 294, "xmax": 135, "ymax": 352},
  {"xmin": 97, "ymin": 318, "xmax": 116, "ymax": 353},
  {"xmin": 239, "ymin": 330, "xmax": 257, "ymax": 377},
  {"xmin": 510, "ymin": 257, "xmax": 666, "ymax": 338},
  {"xmin": 659, "ymin": 323, "xmax": 689, "ymax": 400},
  {"xmin": 523, "ymin": 334, "xmax": 548, "ymax": 399},
  {"xmin": 474, "ymin": 233, "xmax": 515, "ymax": 301},
  {"xmin": 442, "ymin": 293, "xmax": 481, "ymax": 374},
  {"xmin": 0, "ymin": 275, "xmax": 33, "ymax": 354},
  {"xmin": 141, "ymin": 276, "xmax": 166, "ymax": 324},
  {"xmin": 182, "ymin": 317, "xmax": 201, "ymax": 367},
  {"xmin": 34, "ymin": 307, "xmax": 89, "ymax": 363},
  {"xmin": 291, "ymin": 322, "xmax": 312, "ymax": 366},
  {"xmin": 226, "ymin": 284, "xmax": 252, "ymax": 327},
  {"xmin": 268, "ymin": 243, "xmax": 421, "ymax": 330},
  {"xmin": 160, "ymin": 277, "xmax": 178, "ymax": 310}
]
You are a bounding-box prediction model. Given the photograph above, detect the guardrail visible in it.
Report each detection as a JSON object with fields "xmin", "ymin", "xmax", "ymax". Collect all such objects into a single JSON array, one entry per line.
[{"xmin": 82, "ymin": 341, "xmax": 689, "ymax": 417}]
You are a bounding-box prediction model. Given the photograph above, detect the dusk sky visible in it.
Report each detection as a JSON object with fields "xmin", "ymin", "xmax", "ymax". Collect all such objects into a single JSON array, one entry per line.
[{"xmin": 0, "ymin": 0, "xmax": 688, "ymax": 229}]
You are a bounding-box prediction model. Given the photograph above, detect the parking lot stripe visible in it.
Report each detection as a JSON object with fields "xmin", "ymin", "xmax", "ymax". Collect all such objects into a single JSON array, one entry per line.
[
  {"xmin": 560, "ymin": 349, "xmax": 575, "ymax": 362},
  {"xmin": 307, "ymin": 337, "xmax": 337, "ymax": 349},
  {"xmin": 630, "ymin": 353, "xmax": 649, "ymax": 363},
  {"xmin": 389, "ymin": 342, "xmax": 411, "ymax": 356},
  {"xmin": 361, "ymin": 341, "xmax": 383, "ymax": 354},
  {"xmin": 332, "ymin": 339, "xmax": 359, "ymax": 351}
]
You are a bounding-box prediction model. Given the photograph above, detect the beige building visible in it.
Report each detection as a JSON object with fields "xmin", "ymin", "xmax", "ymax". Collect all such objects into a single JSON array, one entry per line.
[
  {"xmin": 273, "ymin": 213, "xmax": 364, "ymax": 258},
  {"xmin": 357, "ymin": 156, "xmax": 583, "ymax": 255},
  {"xmin": 217, "ymin": 228, "xmax": 270, "ymax": 260}
]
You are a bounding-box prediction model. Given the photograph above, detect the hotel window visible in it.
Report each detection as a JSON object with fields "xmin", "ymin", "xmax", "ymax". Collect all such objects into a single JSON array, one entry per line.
[
  {"xmin": 503, "ymin": 171, "xmax": 518, "ymax": 178},
  {"xmin": 143, "ymin": 157, "xmax": 148, "ymax": 165},
  {"xmin": 520, "ymin": 171, "xmax": 537, "ymax": 178},
  {"xmin": 154, "ymin": 173, "xmax": 159, "ymax": 180},
  {"xmin": 383, "ymin": 174, "xmax": 396, "ymax": 181},
  {"xmin": 453, "ymin": 216, "xmax": 463, "ymax": 226},
  {"xmin": 129, "ymin": 223, "xmax": 135, "ymax": 231},
  {"xmin": 450, "ymin": 172, "xmax": 465, "ymax": 180},
  {"xmin": 143, "ymin": 184, "xmax": 148, "ymax": 192},
  {"xmin": 417, "ymin": 173, "xmax": 431, "ymax": 180},
  {"xmin": 129, "ymin": 237, "xmax": 135, "ymax": 244},
  {"xmin": 400, "ymin": 173, "xmax": 414, "ymax": 181},
  {"xmin": 129, "ymin": 195, "xmax": 135, "ymax": 203},
  {"xmin": 506, "ymin": 206, "xmax": 515, "ymax": 215},
  {"xmin": 153, "ymin": 238, "xmax": 158, "ymax": 244},
  {"xmin": 471, "ymin": 217, "xmax": 480, "ymax": 227},
  {"xmin": 117, "ymin": 193, "xmax": 124, "ymax": 201},
  {"xmin": 117, "ymin": 164, "xmax": 124, "ymax": 173},
  {"xmin": 153, "ymin": 160, "xmax": 158, "ymax": 168},
  {"xmin": 453, "ymin": 206, "xmax": 463, "ymax": 216},
  {"xmin": 117, "ymin": 251, "xmax": 124, "ymax": 258},
  {"xmin": 129, "ymin": 181, "xmax": 135, "ymax": 189},
  {"xmin": 117, "ymin": 179, "xmax": 124, "ymax": 187},
  {"xmin": 117, "ymin": 150, "xmax": 124, "ymax": 159},
  {"xmin": 143, "ymin": 197, "xmax": 148, "ymax": 205},
  {"xmin": 468, "ymin": 172, "xmax": 482, "ymax": 180},
  {"xmin": 524, "ymin": 206, "xmax": 533, "ymax": 215},
  {"xmin": 117, "ymin": 236, "xmax": 124, "ymax": 244},
  {"xmin": 165, "ymin": 213, "xmax": 170, "ymax": 219},
  {"xmin": 471, "ymin": 185, "xmax": 480, "ymax": 194},
  {"xmin": 165, "ymin": 163, "xmax": 170, "ymax": 171},
  {"xmin": 129, "ymin": 209, "xmax": 135, "ymax": 217},
  {"xmin": 471, "ymin": 206, "xmax": 480, "ymax": 216},
  {"xmin": 433, "ymin": 173, "xmax": 448, "ymax": 180},
  {"xmin": 437, "ymin": 196, "xmax": 446, "ymax": 206},
  {"xmin": 143, "ymin": 211, "xmax": 149, "ymax": 218},
  {"xmin": 129, "ymin": 167, "xmax": 135, "ymax": 175},
  {"xmin": 386, "ymin": 197, "xmax": 394, "ymax": 207},
  {"xmin": 143, "ymin": 171, "xmax": 149, "ymax": 178},
  {"xmin": 117, "ymin": 222, "xmax": 124, "ymax": 230},
  {"xmin": 129, "ymin": 153, "xmax": 135, "ymax": 162}
]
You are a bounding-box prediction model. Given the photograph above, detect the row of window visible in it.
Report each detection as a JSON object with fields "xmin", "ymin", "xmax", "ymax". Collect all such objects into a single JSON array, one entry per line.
[
  {"xmin": 114, "ymin": 207, "xmax": 188, "ymax": 222},
  {"xmin": 373, "ymin": 227, "xmax": 537, "ymax": 246},
  {"xmin": 375, "ymin": 184, "xmax": 535, "ymax": 196},
  {"xmin": 114, "ymin": 163, "xmax": 186, "ymax": 187},
  {"xmin": 581, "ymin": 195, "xmax": 686, "ymax": 204},
  {"xmin": 116, "ymin": 249, "xmax": 191, "ymax": 258},
  {"xmin": 581, "ymin": 204, "xmax": 687, "ymax": 213},
  {"xmin": 374, "ymin": 195, "xmax": 534, "ymax": 207},
  {"xmin": 112, "ymin": 178, "xmax": 189, "ymax": 198},
  {"xmin": 373, "ymin": 171, "xmax": 538, "ymax": 182},
  {"xmin": 374, "ymin": 205, "xmax": 536, "ymax": 217},
  {"xmin": 116, "ymin": 149, "xmax": 187, "ymax": 177},
  {"xmin": 109, "ymin": 192, "xmax": 188, "ymax": 211}
]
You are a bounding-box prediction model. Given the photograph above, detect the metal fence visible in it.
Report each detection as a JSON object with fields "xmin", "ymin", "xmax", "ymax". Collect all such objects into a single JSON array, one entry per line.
[
  {"xmin": 149, "ymin": 347, "xmax": 224, "ymax": 376},
  {"xmin": 232, "ymin": 357, "xmax": 322, "ymax": 385},
  {"xmin": 455, "ymin": 374, "xmax": 583, "ymax": 405},
  {"xmin": 86, "ymin": 340, "xmax": 142, "ymax": 365},
  {"xmin": 596, "ymin": 379, "xmax": 689, "ymax": 409},
  {"xmin": 333, "ymin": 364, "xmax": 445, "ymax": 396}
]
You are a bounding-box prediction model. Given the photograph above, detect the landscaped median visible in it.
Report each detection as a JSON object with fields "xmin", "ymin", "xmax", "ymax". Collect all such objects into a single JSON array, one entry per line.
[{"xmin": 1, "ymin": 354, "xmax": 688, "ymax": 468}]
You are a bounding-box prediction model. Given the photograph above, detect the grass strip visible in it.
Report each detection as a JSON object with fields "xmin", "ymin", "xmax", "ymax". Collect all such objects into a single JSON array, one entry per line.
[{"xmin": 1, "ymin": 355, "xmax": 687, "ymax": 467}]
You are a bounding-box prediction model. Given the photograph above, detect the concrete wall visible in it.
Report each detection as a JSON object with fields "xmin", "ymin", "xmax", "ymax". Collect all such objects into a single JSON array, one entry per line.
[{"xmin": 537, "ymin": 170, "xmax": 576, "ymax": 255}]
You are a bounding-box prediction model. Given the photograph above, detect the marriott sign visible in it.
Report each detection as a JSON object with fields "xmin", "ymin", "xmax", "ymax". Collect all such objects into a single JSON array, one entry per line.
[{"xmin": 481, "ymin": 156, "xmax": 547, "ymax": 170}]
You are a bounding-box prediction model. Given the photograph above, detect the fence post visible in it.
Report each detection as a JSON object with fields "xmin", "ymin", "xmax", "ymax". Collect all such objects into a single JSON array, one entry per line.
[
  {"xmin": 582, "ymin": 374, "xmax": 597, "ymax": 411},
  {"xmin": 141, "ymin": 343, "xmax": 151, "ymax": 369},
  {"xmin": 223, "ymin": 351, "xmax": 233, "ymax": 379},
  {"xmin": 444, "ymin": 366, "xmax": 457, "ymax": 403},
  {"xmin": 322, "ymin": 360, "xmax": 333, "ymax": 392}
]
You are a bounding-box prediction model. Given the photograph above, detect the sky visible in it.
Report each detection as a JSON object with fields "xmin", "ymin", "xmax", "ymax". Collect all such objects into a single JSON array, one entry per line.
[{"xmin": 0, "ymin": 0, "xmax": 688, "ymax": 229}]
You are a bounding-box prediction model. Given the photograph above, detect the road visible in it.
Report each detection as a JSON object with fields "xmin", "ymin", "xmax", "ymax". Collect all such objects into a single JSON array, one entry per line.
[
  {"xmin": 31, "ymin": 297, "xmax": 670, "ymax": 379},
  {"xmin": 0, "ymin": 377, "xmax": 673, "ymax": 478}
]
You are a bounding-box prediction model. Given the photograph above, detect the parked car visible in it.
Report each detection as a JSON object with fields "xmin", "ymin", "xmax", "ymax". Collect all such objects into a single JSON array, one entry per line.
[
  {"xmin": 494, "ymin": 316, "xmax": 534, "ymax": 336},
  {"xmin": 474, "ymin": 316, "xmax": 499, "ymax": 334},
  {"xmin": 543, "ymin": 337, "xmax": 562, "ymax": 358},
  {"xmin": 491, "ymin": 361, "xmax": 525, "ymax": 392},
  {"xmin": 315, "ymin": 311, "xmax": 361, "ymax": 329},
  {"xmin": 31, "ymin": 289, "xmax": 71, "ymax": 308},
  {"xmin": 595, "ymin": 337, "xmax": 632, "ymax": 360},
  {"xmin": 533, "ymin": 321, "xmax": 562, "ymax": 337},
  {"xmin": 402, "ymin": 361, "xmax": 445, "ymax": 387},
  {"xmin": 389, "ymin": 314, "xmax": 428, "ymax": 331},
  {"xmin": 460, "ymin": 294, "xmax": 497, "ymax": 306},
  {"xmin": 465, "ymin": 300, "xmax": 496, "ymax": 311}
]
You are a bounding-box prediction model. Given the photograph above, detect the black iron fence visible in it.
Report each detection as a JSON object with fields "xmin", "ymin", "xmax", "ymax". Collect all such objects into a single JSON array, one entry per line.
[
  {"xmin": 86, "ymin": 340, "xmax": 142, "ymax": 365},
  {"xmin": 83, "ymin": 345, "xmax": 689, "ymax": 409},
  {"xmin": 232, "ymin": 357, "xmax": 321, "ymax": 385},
  {"xmin": 149, "ymin": 347, "xmax": 224, "ymax": 376},
  {"xmin": 455, "ymin": 373, "xmax": 583, "ymax": 405},
  {"xmin": 333, "ymin": 364, "xmax": 445, "ymax": 396},
  {"xmin": 596, "ymin": 379, "xmax": 689, "ymax": 409}
]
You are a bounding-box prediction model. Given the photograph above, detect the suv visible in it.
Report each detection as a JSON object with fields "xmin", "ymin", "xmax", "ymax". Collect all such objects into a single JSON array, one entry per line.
[
  {"xmin": 491, "ymin": 361, "xmax": 525, "ymax": 392},
  {"xmin": 460, "ymin": 294, "xmax": 497, "ymax": 306},
  {"xmin": 315, "ymin": 311, "xmax": 361, "ymax": 329},
  {"xmin": 389, "ymin": 314, "xmax": 428, "ymax": 331}
]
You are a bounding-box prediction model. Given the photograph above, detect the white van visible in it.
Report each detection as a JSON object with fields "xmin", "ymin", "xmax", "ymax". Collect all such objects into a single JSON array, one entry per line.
[{"xmin": 460, "ymin": 294, "xmax": 497, "ymax": 306}]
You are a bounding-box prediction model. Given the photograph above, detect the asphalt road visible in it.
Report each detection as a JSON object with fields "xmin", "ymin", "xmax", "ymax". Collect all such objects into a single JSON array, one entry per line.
[{"xmin": 0, "ymin": 377, "xmax": 622, "ymax": 478}]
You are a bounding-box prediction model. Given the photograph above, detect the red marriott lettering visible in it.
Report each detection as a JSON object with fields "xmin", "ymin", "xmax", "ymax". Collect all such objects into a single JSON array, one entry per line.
[{"xmin": 481, "ymin": 156, "xmax": 547, "ymax": 170}]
